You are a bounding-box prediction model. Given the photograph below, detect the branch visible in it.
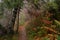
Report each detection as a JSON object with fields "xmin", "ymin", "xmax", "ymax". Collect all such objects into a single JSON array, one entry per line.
[{"xmin": 41, "ymin": 26, "xmax": 60, "ymax": 34}]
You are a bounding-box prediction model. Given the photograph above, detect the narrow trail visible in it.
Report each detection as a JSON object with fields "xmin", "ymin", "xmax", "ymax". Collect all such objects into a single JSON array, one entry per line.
[{"xmin": 18, "ymin": 21, "xmax": 30, "ymax": 40}]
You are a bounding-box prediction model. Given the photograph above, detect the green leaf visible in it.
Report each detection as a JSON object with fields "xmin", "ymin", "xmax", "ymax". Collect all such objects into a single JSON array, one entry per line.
[
  {"xmin": 3, "ymin": 0, "xmax": 23, "ymax": 9},
  {"xmin": 57, "ymin": 36, "xmax": 60, "ymax": 40}
]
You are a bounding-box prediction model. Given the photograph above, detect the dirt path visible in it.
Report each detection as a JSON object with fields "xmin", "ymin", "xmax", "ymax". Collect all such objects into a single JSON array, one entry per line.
[{"xmin": 18, "ymin": 21, "xmax": 30, "ymax": 40}]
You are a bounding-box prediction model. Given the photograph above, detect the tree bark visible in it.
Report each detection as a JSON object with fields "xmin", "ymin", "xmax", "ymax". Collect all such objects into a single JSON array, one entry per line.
[{"xmin": 6, "ymin": 7, "xmax": 19, "ymax": 34}]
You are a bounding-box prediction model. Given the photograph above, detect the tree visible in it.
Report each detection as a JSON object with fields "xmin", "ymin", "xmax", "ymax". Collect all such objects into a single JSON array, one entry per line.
[
  {"xmin": 0, "ymin": 0, "xmax": 24, "ymax": 40},
  {"xmin": 1, "ymin": 0, "xmax": 23, "ymax": 33},
  {"xmin": 26, "ymin": 0, "xmax": 60, "ymax": 40}
]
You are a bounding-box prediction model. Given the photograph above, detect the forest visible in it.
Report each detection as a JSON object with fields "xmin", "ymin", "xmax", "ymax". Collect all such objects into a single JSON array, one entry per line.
[{"xmin": 0, "ymin": 0, "xmax": 60, "ymax": 40}]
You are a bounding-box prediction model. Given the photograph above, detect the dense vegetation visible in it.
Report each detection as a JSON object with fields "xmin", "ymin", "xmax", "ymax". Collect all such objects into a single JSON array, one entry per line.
[{"xmin": 0, "ymin": 0, "xmax": 60, "ymax": 40}]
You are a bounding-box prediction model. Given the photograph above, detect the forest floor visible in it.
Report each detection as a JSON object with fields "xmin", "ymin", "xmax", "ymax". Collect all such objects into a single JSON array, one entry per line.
[{"xmin": 0, "ymin": 34, "xmax": 18, "ymax": 40}]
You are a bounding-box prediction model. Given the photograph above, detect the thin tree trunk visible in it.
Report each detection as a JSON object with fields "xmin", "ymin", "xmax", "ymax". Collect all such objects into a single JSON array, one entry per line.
[{"xmin": 7, "ymin": 7, "xmax": 18, "ymax": 34}]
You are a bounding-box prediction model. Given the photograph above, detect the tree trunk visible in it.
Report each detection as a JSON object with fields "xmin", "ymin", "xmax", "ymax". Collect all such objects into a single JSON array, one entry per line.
[{"xmin": 7, "ymin": 7, "xmax": 18, "ymax": 34}]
